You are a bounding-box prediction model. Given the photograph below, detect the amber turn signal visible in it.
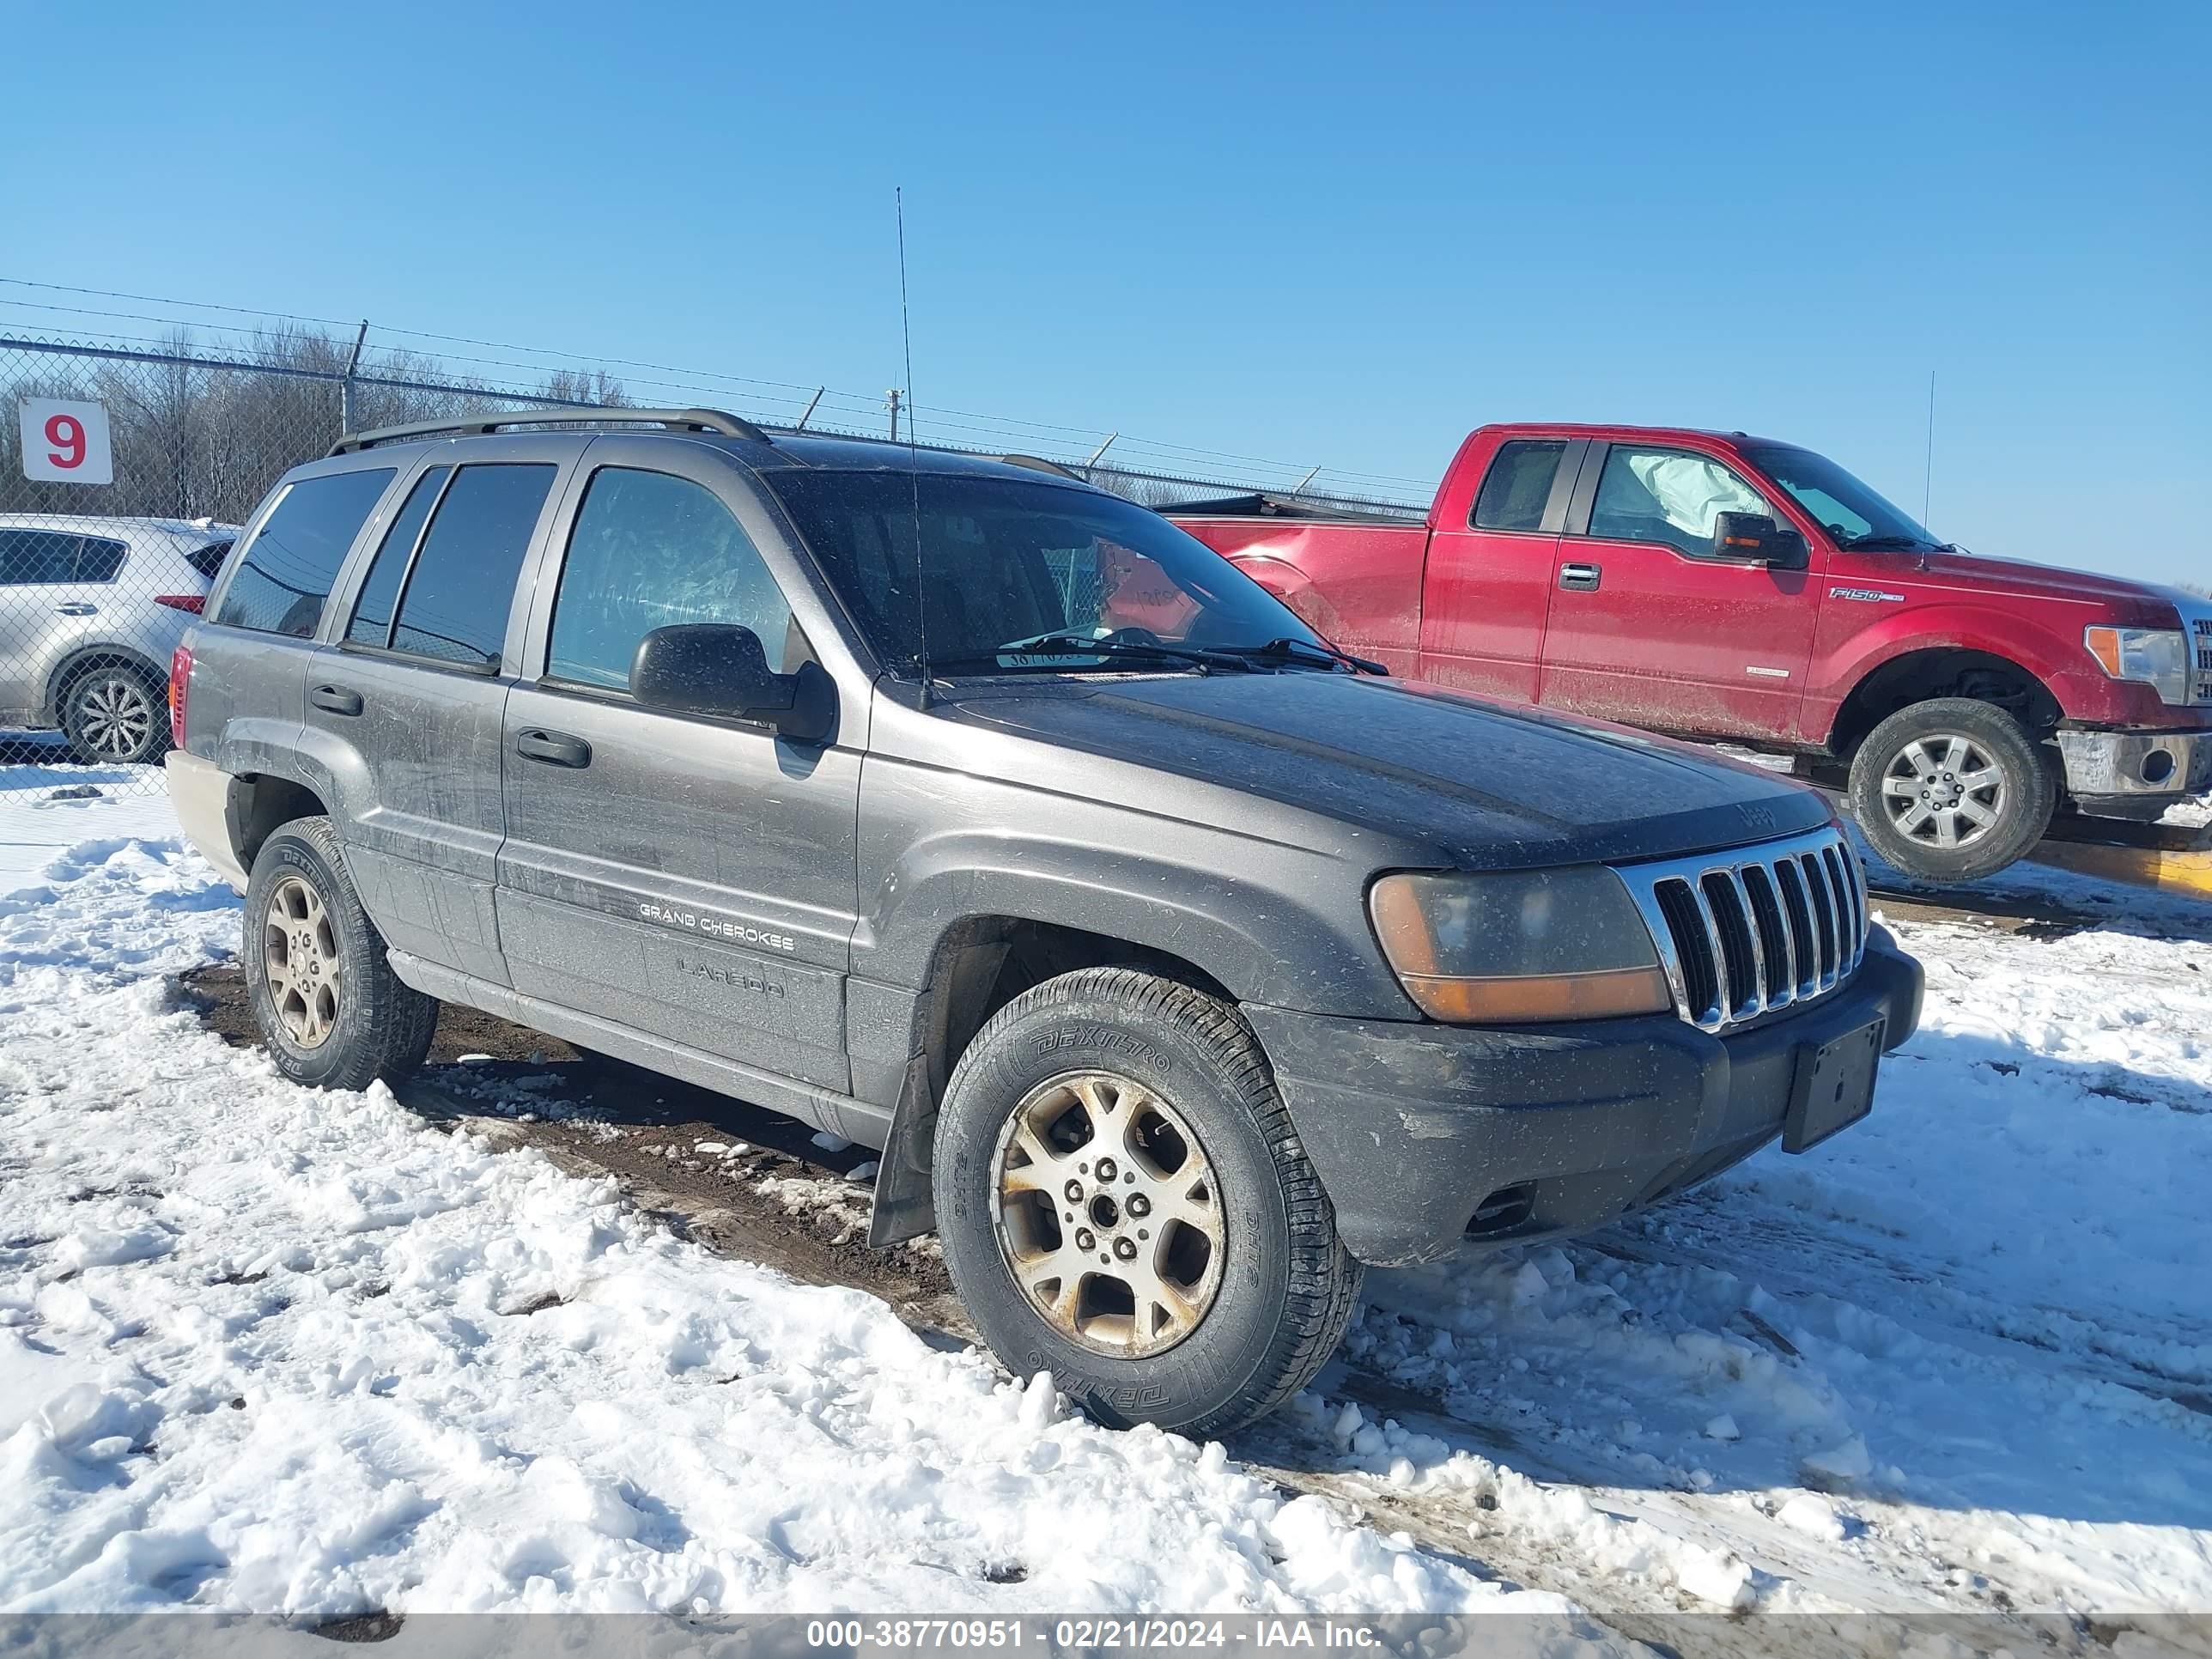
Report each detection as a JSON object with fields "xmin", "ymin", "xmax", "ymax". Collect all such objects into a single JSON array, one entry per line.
[{"xmin": 1393, "ymin": 965, "xmax": 1674, "ymax": 1024}]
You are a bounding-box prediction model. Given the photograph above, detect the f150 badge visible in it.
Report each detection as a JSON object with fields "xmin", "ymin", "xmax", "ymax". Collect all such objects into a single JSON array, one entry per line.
[{"xmin": 1830, "ymin": 586, "xmax": 1906, "ymax": 604}]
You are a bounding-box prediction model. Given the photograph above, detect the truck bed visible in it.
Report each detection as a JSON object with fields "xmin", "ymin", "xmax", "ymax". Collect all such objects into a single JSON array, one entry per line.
[{"xmin": 1169, "ymin": 503, "xmax": 1431, "ymax": 674}]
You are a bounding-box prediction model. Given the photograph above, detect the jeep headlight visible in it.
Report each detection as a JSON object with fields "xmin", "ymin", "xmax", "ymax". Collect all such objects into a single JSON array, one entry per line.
[
  {"xmin": 2084, "ymin": 625, "xmax": 2190, "ymax": 706},
  {"xmin": 1368, "ymin": 867, "xmax": 1673, "ymax": 1023}
]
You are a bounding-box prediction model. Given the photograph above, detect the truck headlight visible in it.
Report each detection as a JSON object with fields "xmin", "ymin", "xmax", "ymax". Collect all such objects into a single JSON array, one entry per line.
[
  {"xmin": 1368, "ymin": 868, "xmax": 1673, "ymax": 1023},
  {"xmin": 2084, "ymin": 626, "xmax": 2190, "ymax": 706}
]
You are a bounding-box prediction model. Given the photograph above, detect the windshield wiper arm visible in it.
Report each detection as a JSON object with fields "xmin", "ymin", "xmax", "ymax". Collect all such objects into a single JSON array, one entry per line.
[
  {"xmin": 1840, "ymin": 533, "xmax": 1928, "ymax": 550},
  {"xmin": 986, "ymin": 634, "xmax": 1253, "ymax": 673},
  {"xmin": 1220, "ymin": 636, "xmax": 1389, "ymax": 676}
]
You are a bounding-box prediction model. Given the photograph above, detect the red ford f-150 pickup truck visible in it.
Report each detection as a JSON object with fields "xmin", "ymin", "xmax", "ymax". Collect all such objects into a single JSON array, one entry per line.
[{"xmin": 1171, "ymin": 424, "xmax": 2212, "ymax": 882}]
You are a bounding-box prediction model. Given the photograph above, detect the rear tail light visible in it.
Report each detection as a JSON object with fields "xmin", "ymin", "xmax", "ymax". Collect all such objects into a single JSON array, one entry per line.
[
  {"xmin": 155, "ymin": 593, "xmax": 206, "ymax": 613},
  {"xmin": 169, "ymin": 644, "xmax": 192, "ymax": 747}
]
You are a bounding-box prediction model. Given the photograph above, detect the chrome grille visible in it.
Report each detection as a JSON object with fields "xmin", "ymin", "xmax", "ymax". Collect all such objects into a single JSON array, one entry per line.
[
  {"xmin": 2194, "ymin": 613, "xmax": 2211, "ymax": 705},
  {"xmin": 1614, "ymin": 825, "xmax": 1869, "ymax": 1033}
]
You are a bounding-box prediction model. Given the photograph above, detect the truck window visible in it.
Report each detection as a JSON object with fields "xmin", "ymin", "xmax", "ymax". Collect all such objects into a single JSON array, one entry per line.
[
  {"xmin": 1741, "ymin": 443, "xmax": 1932, "ymax": 550},
  {"xmin": 387, "ymin": 464, "xmax": 556, "ymax": 672},
  {"xmin": 215, "ymin": 468, "xmax": 397, "ymax": 637},
  {"xmin": 345, "ymin": 466, "xmax": 451, "ymax": 647},
  {"xmin": 1585, "ymin": 447, "xmax": 1771, "ymax": 557},
  {"xmin": 546, "ymin": 467, "xmax": 798, "ymax": 693},
  {"xmin": 1472, "ymin": 441, "xmax": 1566, "ymax": 532}
]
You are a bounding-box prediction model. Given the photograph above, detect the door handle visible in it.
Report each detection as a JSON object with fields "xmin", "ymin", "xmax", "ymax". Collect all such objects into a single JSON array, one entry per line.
[
  {"xmin": 310, "ymin": 684, "xmax": 364, "ymax": 716},
  {"xmin": 516, "ymin": 729, "xmax": 592, "ymax": 768},
  {"xmin": 1559, "ymin": 562, "xmax": 1603, "ymax": 592},
  {"xmin": 55, "ymin": 602, "xmax": 98, "ymax": 616}
]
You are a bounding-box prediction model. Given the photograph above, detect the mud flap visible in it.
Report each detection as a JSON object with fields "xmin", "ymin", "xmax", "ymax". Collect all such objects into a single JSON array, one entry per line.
[{"xmin": 867, "ymin": 1052, "xmax": 939, "ymax": 1248}]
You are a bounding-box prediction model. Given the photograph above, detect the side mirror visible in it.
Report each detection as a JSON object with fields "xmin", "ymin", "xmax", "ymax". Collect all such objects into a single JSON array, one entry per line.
[
  {"xmin": 1713, "ymin": 512, "xmax": 1809, "ymax": 571},
  {"xmin": 630, "ymin": 623, "xmax": 836, "ymax": 744}
]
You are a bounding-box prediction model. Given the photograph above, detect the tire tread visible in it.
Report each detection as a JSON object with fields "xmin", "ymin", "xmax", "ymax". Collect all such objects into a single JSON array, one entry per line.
[
  {"xmin": 246, "ymin": 816, "xmax": 437, "ymax": 1091},
  {"xmin": 943, "ymin": 965, "xmax": 1362, "ymax": 1435}
]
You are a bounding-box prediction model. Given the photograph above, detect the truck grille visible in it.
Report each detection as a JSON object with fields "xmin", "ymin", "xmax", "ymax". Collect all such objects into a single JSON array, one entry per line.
[
  {"xmin": 1614, "ymin": 825, "xmax": 1869, "ymax": 1034},
  {"xmin": 2194, "ymin": 615, "xmax": 2211, "ymax": 705}
]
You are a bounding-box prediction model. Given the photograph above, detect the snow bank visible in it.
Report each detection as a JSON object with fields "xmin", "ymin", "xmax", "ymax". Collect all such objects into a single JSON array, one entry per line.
[{"xmin": 0, "ymin": 790, "xmax": 1603, "ymax": 1634}]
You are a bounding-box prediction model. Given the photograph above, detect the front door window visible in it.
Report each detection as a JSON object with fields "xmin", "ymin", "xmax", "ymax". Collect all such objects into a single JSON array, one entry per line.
[{"xmin": 1587, "ymin": 447, "xmax": 1771, "ymax": 557}]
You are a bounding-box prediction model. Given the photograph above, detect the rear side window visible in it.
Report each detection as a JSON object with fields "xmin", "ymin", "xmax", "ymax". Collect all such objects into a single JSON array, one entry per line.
[
  {"xmin": 345, "ymin": 466, "xmax": 450, "ymax": 647},
  {"xmin": 215, "ymin": 469, "xmax": 396, "ymax": 637},
  {"xmin": 0, "ymin": 529, "xmax": 76, "ymax": 583},
  {"xmin": 387, "ymin": 464, "xmax": 555, "ymax": 671},
  {"xmin": 547, "ymin": 467, "xmax": 794, "ymax": 692},
  {"xmin": 76, "ymin": 538, "xmax": 128, "ymax": 583},
  {"xmin": 185, "ymin": 541, "xmax": 232, "ymax": 580},
  {"xmin": 1471, "ymin": 441, "xmax": 1566, "ymax": 532}
]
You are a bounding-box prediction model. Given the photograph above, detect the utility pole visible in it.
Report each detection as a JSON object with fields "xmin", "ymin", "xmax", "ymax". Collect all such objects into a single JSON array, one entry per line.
[
  {"xmin": 339, "ymin": 319, "xmax": 368, "ymax": 436},
  {"xmin": 886, "ymin": 388, "xmax": 902, "ymax": 443}
]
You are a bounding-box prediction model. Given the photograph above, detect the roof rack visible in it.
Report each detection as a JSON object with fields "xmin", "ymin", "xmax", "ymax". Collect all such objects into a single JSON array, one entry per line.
[
  {"xmin": 996, "ymin": 453, "xmax": 1087, "ymax": 481},
  {"xmin": 328, "ymin": 406, "xmax": 770, "ymax": 457}
]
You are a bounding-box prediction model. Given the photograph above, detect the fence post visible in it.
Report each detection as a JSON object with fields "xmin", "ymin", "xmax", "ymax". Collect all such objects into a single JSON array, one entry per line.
[{"xmin": 339, "ymin": 320, "xmax": 368, "ymax": 437}]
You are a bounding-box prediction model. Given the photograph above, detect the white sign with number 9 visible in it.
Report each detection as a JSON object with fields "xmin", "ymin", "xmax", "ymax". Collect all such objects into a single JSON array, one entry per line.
[{"xmin": 19, "ymin": 398, "xmax": 115, "ymax": 485}]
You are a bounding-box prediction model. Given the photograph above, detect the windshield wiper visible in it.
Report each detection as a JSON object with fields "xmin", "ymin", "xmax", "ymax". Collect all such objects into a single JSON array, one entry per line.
[
  {"xmin": 954, "ymin": 634, "xmax": 1253, "ymax": 674},
  {"xmin": 1839, "ymin": 533, "xmax": 1929, "ymax": 551},
  {"xmin": 1218, "ymin": 636, "xmax": 1389, "ymax": 675}
]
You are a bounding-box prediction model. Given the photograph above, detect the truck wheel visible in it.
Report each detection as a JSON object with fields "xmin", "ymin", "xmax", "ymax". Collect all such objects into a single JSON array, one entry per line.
[
  {"xmin": 1848, "ymin": 697, "xmax": 2057, "ymax": 883},
  {"xmin": 934, "ymin": 967, "xmax": 1361, "ymax": 1437},
  {"xmin": 60, "ymin": 662, "xmax": 169, "ymax": 766},
  {"xmin": 243, "ymin": 817, "xmax": 438, "ymax": 1091}
]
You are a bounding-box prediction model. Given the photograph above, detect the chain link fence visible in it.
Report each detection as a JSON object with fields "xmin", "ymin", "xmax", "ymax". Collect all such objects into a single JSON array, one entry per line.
[{"xmin": 2, "ymin": 325, "xmax": 1421, "ymax": 795}]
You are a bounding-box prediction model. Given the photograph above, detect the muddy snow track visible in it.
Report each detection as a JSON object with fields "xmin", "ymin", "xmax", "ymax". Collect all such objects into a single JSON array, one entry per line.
[{"xmin": 174, "ymin": 963, "xmax": 2212, "ymax": 1657}]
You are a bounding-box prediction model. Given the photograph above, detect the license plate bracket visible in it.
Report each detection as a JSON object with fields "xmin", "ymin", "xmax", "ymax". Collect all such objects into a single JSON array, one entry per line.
[{"xmin": 1784, "ymin": 1016, "xmax": 1886, "ymax": 1153}]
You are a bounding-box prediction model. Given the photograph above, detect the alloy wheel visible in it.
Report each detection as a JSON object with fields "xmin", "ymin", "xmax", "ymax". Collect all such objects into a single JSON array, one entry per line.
[
  {"xmin": 1878, "ymin": 732, "xmax": 2008, "ymax": 850},
  {"xmin": 72, "ymin": 673, "xmax": 155, "ymax": 760},
  {"xmin": 263, "ymin": 874, "xmax": 342, "ymax": 1048},
  {"xmin": 992, "ymin": 1071, "xmax": 1226, "ymax": 1358}
]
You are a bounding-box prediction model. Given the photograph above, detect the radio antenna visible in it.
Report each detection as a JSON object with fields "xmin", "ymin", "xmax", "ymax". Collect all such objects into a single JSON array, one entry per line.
[{"xmin": 896, "ymin": 186, "xmax": 930, "ymax": 708}]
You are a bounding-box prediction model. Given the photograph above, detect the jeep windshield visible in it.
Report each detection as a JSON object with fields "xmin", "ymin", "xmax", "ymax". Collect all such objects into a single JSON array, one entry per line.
[
  {"xmin": 763, "ymin": 470, "xmax": 1327, "ymax": 678},
  {"xmin": 1741, "ymin": 443, "xmax": 1936, "ymax": 551}
]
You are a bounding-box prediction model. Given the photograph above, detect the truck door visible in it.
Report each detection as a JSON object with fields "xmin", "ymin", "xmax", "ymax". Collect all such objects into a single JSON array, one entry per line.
[
  {"xmin": 495, "ymin": 438, "xmax": 862, "ymax": 1093},
  {"xmin": 1539, "ymin": 441, "xmax": 1816, "ymax": 739},
  {"xmin": 1415, "ymin": 437, "xmax": 1579, "ymax": 704}
]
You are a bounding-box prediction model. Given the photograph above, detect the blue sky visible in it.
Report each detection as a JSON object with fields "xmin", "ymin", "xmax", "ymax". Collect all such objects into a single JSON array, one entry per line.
[{"xmin": 3, "ymin": 1, "xmax": 2205, "ymax": 585}]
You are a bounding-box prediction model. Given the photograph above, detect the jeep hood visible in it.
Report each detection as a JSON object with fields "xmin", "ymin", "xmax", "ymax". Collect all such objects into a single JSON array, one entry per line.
[{"xmin": 938, "ymin": 672, "xmax": 1831, "ymax": 870}]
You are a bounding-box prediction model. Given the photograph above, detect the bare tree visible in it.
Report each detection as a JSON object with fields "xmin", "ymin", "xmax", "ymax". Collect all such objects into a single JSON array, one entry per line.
[{"xmin": 535, "ymin": 368, "xmax": 630, "ymax": 407}]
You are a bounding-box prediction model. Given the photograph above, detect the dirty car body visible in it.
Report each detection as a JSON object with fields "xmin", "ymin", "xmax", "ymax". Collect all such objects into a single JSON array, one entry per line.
[{"xmin": 167, "ymin": 411, "xmax": 1921, "ymax": 1428}]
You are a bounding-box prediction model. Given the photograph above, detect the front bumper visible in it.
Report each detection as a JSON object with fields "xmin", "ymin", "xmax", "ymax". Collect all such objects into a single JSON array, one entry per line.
[
  {"xmin": 2057, "ymin": 727, "xmax": 2212, "ymax": 799},
  {"xmin": 1243, "ymin": 932, "xmax": 1923, "ymax": 1267}
]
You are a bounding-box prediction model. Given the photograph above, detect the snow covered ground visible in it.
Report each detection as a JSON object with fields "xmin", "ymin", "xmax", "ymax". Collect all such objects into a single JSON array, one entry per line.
[{"xmin": 3, "ymin": 765, "xmax": 2209, "ymax": 1640}]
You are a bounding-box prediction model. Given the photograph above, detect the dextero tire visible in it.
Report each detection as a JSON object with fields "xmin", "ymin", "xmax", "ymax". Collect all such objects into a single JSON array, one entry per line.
[
  {"xmin": 1848, "ymin": 696, "xmax": 2057, "ymax": 884},
  {"xmin": 242, "ymin": 817, "xmax": 438, "ymax": 1091},
  {"xmin": 60, "ymin": 660, "xmax": 169, "ymax": 766},
  {"xmin": 934, "ymin": 966, "xmax": 1362, "ymax": 1436}
]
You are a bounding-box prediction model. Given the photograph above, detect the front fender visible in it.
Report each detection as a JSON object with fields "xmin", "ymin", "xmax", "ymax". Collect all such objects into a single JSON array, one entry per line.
[
  {"xmin": 1808, "ymin": 605, "xmax": 2123, "ymax": 740},
  {"xmin": 854, "ymin": 817, "xmax": 1411, "ymax": 1017}
]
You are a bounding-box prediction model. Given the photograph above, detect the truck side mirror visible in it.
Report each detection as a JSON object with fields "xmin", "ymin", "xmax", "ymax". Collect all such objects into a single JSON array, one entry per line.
[
  {"xmin": 1713, "ymin": 512, "xmax": 1809, "ymax": 571},
  {"xmin": 631, "ymin": 623, "xmax": 836, "ymax": 744}
]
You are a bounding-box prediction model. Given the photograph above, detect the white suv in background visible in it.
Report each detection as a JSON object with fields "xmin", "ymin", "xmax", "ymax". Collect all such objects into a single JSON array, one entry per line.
[{"xmin": 0, "ymin": 514, "xmax": 234, "ymax": 764}]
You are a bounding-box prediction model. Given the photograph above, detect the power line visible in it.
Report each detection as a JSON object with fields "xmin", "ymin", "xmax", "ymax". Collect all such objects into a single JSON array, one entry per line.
[{"xmin": 0, "ymin": 277, "xmax": 1432, "ymax": 501}]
